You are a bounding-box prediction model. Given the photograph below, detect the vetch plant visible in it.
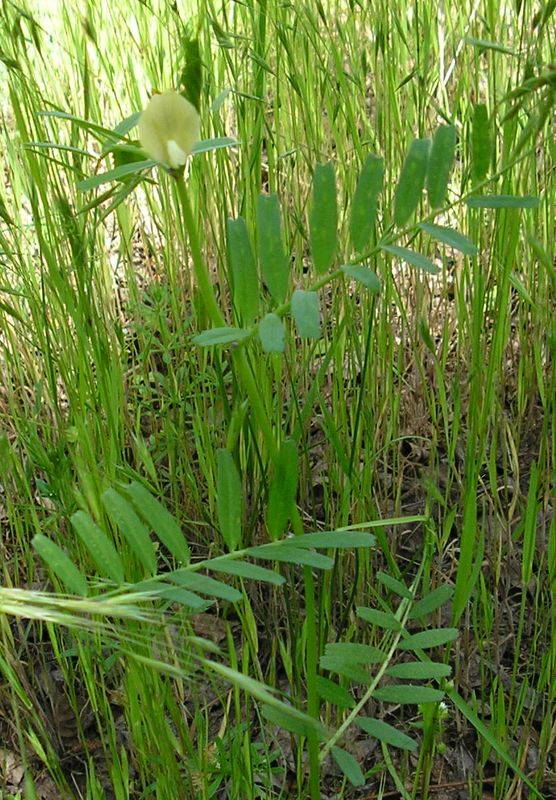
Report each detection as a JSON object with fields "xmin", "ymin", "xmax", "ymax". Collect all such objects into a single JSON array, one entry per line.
[
  {"xmin": 68, "ymin": 102, "xmax": 543, "ymax": 797},
  {"xmin": 30, "ymin": 481, "xmax": 457, "ymax": 792}
]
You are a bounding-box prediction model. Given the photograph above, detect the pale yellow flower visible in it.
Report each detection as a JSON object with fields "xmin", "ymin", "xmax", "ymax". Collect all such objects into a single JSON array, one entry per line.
[{"xmin": 138, "ymin": 90, "xmax": 200, "ymax": 170}]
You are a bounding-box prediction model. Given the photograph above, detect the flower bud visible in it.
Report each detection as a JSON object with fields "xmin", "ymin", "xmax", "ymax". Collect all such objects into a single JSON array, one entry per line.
[{"xmin": 138, "ymin": 90, "xmax": 200, "ymax": 170}]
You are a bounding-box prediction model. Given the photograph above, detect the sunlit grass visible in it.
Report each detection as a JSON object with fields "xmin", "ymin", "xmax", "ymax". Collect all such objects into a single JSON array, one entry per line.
[{"xmin": 0, "ymin": 0, "xmax": 554, "ymax": 797}]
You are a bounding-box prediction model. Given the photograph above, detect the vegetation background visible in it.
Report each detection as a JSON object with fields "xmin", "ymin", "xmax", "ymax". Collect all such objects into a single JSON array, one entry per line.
[{"xmin": 0, "ymin": 0, "xmax": 554, "ymax": 798}]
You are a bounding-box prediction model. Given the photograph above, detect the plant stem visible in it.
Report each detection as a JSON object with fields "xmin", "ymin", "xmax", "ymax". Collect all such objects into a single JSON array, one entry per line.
[{"xmin": 174, "ymin": 176, "xmax": 225, "ymax": 329}]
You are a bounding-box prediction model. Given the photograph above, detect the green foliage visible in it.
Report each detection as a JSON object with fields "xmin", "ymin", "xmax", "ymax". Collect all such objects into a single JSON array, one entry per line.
[
  {"xmin": 31, "ymin": 482, "xmax": 460, "ymax": 789},
  {"xmin": 472, "ymin": 103, "xmax": 491, "ymax": 181},
  {"xmin": 331, "ymin": 746, "xmax": 366, "ymax": 787},
  {"xmin": 426, "ymin": 125, "xmax": 457, "ymax": 209},
  {"xmin": 386, "ymin": 662, "xmax": 452, "ymax": 680},
  {"xmin": 381, "ymin": 244, "xmax": 439, "ymax": 275},
  {"xmin": 408, "ymin": 585, "xmax": 454, "ymax": 619},
  {"xmin": 350, "ymin": 154, "xmax": 384, "ymax": 253},
  {"xmin": 316, "ymin": 564, "xmax": 457, "ymax": 785},
  {"xmin": 394, "ymin": 138, "xmax": 431, "ymax": 226},
  {"xmin": 356, "ymin": 717, "xmax": 417, "ymax": 752},
  {"xmin": 101, "ymin": 488, "xmax": 157, "ymax": 575},
  {"xmin": 356, "ymin": 606, "xmax": 403, "ymax": 631},
  {"xmin": 291, "ymin": 289, "xmax": 321, "ymax": 338},
  {"xmin": 315, "ymin": 676, "xmax": 355, "ymax": 709},
  {"xmin": 256, "ymin": 193, "xmax": 289, "ymax": 304},
  {"xmin": 33, "ymin": 483, "xmax": 380, "ymax": 604},
  {"xmin": 258, "ymin": 312, "xmax": 285, "ymax": 352},
  {"xmin": 309, "ymin": 162, "xmax": 337, "ymax": 273},
  {"xmin": 123, "ymin": 482, "xmax": 191, "ymax": 565},
  {"xmin": 193, "ymin": 326, "xmax": 250, "ymax": 346},
  {"xmin": 227, "ymin": 216, "xmax": 259, "ymax": 325},
  {"xmin": 398, "ymin": 628, "xmax": 459, "ymax": 649},
  {"xmin": 466, "ymin": 194, "xmax": 541, "ymax": 208},
  {"xmin": 71, "ymin": 510, "xmax": 125, "ymax": 583},
  {"xmin": 77, "ymin": 159, "xmax": 155, "ymax": 191},
  {"xmin": 32, "ymin": 535, "xmax": 89, "ymax": 596},
  {"xmin": 216, "ymin": 449, "xmax": 243, "ymax": 551},
  {"xmin": 341, "ymin": 264, "xmax": 381, "ymax": 293},
  {"xmin": 189, "ymin": 125, "xmax": 491, "ymax": 355},
  {"xmin": 265, "ymin": 438, "xmax": 298, "ymax": 540},
  {"xmin": 419, "ymin": 223, "xmax": 478, "ymax": 256}
]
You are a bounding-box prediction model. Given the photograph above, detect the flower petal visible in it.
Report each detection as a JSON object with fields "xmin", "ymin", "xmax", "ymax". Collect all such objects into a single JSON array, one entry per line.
[{"xmin": 138, "ymin": 91, "xmax": 200, "ymax": 168}]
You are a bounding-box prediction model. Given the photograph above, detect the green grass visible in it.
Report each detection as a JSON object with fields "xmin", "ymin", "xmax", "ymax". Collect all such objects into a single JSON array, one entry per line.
[{"xmin": 0, "ymin": 0, "xmax": 554, "ymax": 797}]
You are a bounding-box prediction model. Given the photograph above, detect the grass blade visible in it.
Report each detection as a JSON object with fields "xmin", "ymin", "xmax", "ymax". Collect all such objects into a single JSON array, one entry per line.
[
  {"xmin": 452, "ymin": 478, "xmax": 482, "ymax": 623},
  {"xmin": 206, "ymin": 661, "xmax": 325, "ymax": 738},
  {"xmin": 521, "ymin": 462, "xmax": 540, "ymax": 586},
  {"xmin": 447, "ymin": 687, "xmax": 545, "ymax": 798}
]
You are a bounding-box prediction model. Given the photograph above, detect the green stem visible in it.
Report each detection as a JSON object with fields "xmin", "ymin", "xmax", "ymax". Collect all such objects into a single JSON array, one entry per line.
[
  {"xmin": 175, "ymin": 177, "xmax": 225, "ymax": 328},
  {"xmin": 231, "ymin": 349, "xmax": 278, "ymax": 461}
]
